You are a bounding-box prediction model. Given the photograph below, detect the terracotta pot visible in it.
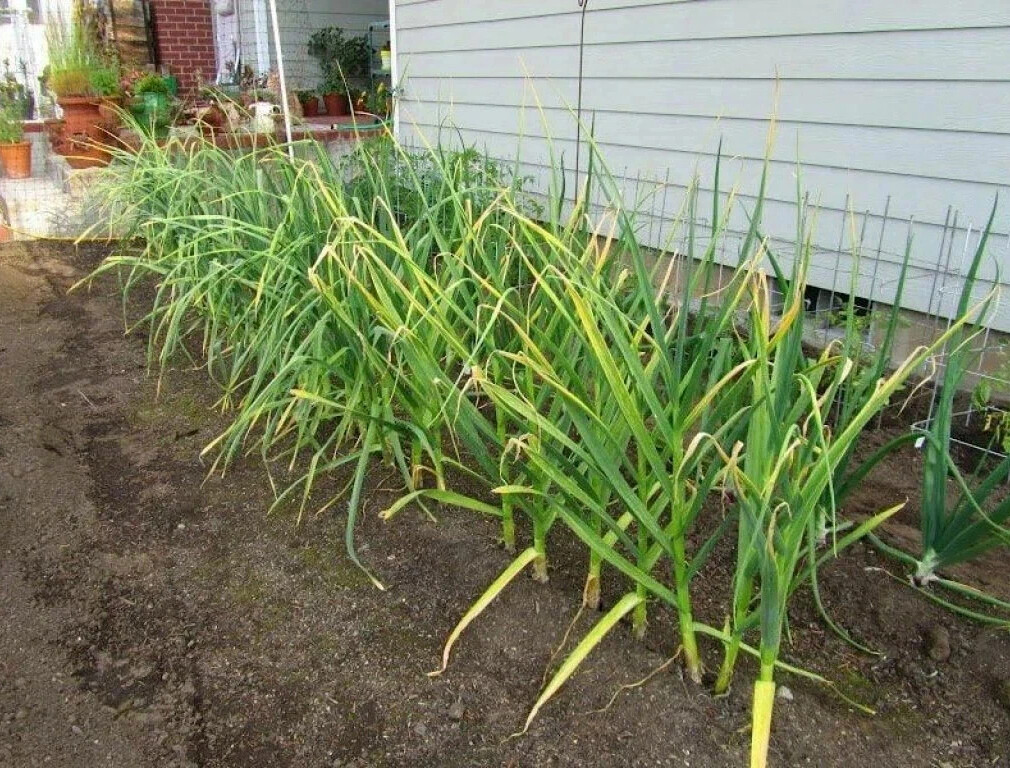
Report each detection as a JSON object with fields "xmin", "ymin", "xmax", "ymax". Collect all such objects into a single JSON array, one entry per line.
[
  {"xmin": 323, "ymin": 92, "xmax": 349, "ymax": 117},
  {"xmin": 57, "ymin": 96, "xmax": 103, "ymax": 138},
  {"xmin": 301, "ymin": 96, "xmax": 319, "ymax": 117},
  {"xmin": 98, "ymin": 96, "xmax": 123, "ymax": 122},
  {"xmin": 54, "ymin": 96, "xmax": 118, "ymax": 167},
  {"xmin": 0, "ymin": 141, "xmax": 31, "ymax": 179},
  {"xmin": 195, "ymin": 103, "xmax": 225, "ymax": 138},
  {"xmin": 44, "ymin": 119, "xmax": 65, "ymax": 145}
]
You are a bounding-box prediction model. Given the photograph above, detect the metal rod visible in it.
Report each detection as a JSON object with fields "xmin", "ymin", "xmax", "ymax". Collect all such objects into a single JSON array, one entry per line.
[
  {"xmin": 574, "ymin": 0, "xmax": 590, "ymax": 200},
  {"xmin": 266, "ymin": 0, "xmax": 294, "ymax": 158},
  {"xmin": 388, "ymin": 0, "xmax": 399, "ymax": 138}
]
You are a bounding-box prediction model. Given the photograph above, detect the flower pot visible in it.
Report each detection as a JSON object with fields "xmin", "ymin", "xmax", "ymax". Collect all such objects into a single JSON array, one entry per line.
[
  {"xmin": 323, "ymin": 92, "xmax": 349, "ymax": 117},
  {"xmin": 195, "ymin": 103, "xmax": 225, "ymax": 137},
  {"xmin": 0, "ymin": 141, "xmax": 32, "ymax": 179},
  {"xmin": 250, "ymin": 101, "xmax": 279, "ymax": 133},
  {"xmin": 98, "ymin": 96, "xmax": 123, "ymax": 122},
  {"xmin": 57, "ymin": 96, "xmax": 103, "ymax": 138},
  {"xmin": 301, "ymin": 96, "xmax": 319, "ymax": 117},
  {"xmin": 129, "ymin": 93, "xmax": 171, "ymax": 138},
  {"xmin": 62, "ymin": 134, "xmax": 113, "ymax": 169},
  {"xmin": 54, "ymin": 96, "xmax": 117, "ymax": 167}
]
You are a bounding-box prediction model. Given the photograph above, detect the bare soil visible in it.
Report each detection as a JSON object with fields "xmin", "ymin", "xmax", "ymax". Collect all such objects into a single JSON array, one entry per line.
[{"xmin": 2, "ymin": 240, "xmax": 1009, "ymax": 767}]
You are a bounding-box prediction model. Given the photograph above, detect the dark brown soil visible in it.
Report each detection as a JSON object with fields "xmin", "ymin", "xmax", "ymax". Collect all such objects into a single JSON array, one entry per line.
[{"xmin": 2, "ymin": 240, "xmax": 1009, "ymax": 767}]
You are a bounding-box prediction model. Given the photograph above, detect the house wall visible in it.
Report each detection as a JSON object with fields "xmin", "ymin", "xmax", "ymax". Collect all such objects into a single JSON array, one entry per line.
[
  {"xmin": 0, "ymin": 0, "xmax": 54, "ymax": 111},
  {"xmin": 149, "ymin": 0, "xmax": 216, "ymax": 91},
  {"xmin": 235, "ymin": 0, "xmax": 386, "ymax": 90},
  {"xmin": 393, "ymin": 0, "xmax": 1010, "ymax": 332}
]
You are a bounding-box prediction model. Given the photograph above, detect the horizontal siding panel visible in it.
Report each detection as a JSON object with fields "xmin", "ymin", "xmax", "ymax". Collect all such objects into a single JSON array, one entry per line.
[
  {"xmin": 402, "ymin": 120, "xmax": 1009, "ymax": 275},
  {"xmin": 401, "ymin": 124, "xmax": 1010, "ymax": 329},
  {"xmin": 401, "ymin": 116, "xmax": 1007, "ymax": 238},
  {"xmin": 403, "ymin": 100, "xmax": 1010, "ymax": 188},
  {"xmin": 403, "ymin": 77, "xmax": 1010, "ymax": 135},
  {"xmin": 400, "ymin": 28, "xmax": 1010, "ymax": 81},
  {"xmin": 302, "ymin": 12, "xmax": 385, "ymax": 24},
  {"xmin": 397, "ymin": 0, "xmax": 1010, "ymax": 37},
  {"xmin": 403, "ymin": 76, "xmax": 579, "ymax": 112}
]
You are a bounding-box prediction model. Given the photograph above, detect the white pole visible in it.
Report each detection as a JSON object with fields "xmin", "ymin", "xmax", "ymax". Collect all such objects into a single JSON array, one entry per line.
[
  {"xmin": 387, "ymin": 0, "xmax": 399, "ymax": 138},
  {"xmin": 266, "ymin": 0, "xmax": 295, "ymax": 158}
]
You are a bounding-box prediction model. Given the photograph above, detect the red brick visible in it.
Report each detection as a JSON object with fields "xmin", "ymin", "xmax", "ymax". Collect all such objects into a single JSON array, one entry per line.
[{"xmin": 149, "ymin": 0, "xmax": 217, "ymax": 93}]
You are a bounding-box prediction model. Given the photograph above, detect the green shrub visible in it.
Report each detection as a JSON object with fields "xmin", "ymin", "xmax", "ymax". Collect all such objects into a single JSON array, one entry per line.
[
  {"xmin": 88, "ymin": 66, "xmax": 120, "ymax": 97},
  {"xmin": 0, "ymin": 107, "xmax": 24, "ymax": 143},
  {"xmin": 308, "ymin": 26, "xmax": 370, "ymax": 94},
  {"xmin": 133, "ymin": 73, "xmax": 170, "ymax": 96}
]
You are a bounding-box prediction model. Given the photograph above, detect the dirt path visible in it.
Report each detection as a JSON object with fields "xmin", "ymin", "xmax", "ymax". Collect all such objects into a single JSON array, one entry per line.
[{"xmin": 1, "ymin": 241, "xmax": 1009, "ymax": 767}]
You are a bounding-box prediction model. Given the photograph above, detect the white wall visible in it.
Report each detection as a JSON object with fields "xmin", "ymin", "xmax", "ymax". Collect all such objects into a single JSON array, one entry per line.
[
  {"xmin": 394, "ymin": 0, "xmax": 1010, "ymax": 331},
  {"xmin": 236, "ymin": 0, "xmax": 386, "ymax": 90},
  {"xmin": 1, "ymin": 0, "xmax": 59, "ymax": 113}
]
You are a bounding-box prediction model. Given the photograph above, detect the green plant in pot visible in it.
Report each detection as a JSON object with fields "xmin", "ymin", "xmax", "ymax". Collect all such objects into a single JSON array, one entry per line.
[
  {"xmin": 320, "ymin": 75, "xmax": 349, "ymax": 116},
  {"xmin": 45, "ymin": 6, "xmax": 122, "ymax": 166},
  {"xmin": 295, "ymin": 89, "xmax": 319, "ymax": 117},
  {"xmin": 131, "ymin": 73, "xmax": 172, "ymax": 137},
  {"xmin": 353, "ymin": 81, "xmax": 392, "ymax": 120},
  {"xmin": 0, "ymin": 107, "xmax": 31, "ymax": 179},
  {"xmin": 307, "ymin": 27, "xmax": 370, "ymax": 116},
  {"xmin": 1, "ymin": 60, "xmax": 31, "ymax": 120}
]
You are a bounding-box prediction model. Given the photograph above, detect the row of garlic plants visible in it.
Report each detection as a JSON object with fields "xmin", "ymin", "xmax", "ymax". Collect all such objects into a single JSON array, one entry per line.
[{"xmin": 82, "ymin": 124, "xmax": 988, "ymax": 767}]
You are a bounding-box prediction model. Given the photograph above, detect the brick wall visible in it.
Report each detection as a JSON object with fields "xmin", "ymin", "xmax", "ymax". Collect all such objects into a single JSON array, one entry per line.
[{"xmin": 149, "ymin": 0, "xmax": 217, "ymax": 93}]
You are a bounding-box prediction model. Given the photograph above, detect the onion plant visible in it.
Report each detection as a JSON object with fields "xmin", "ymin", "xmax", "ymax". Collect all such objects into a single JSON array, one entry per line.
[
  {"xmin": 713, "ymin": 223, "xmax": 992, "ymax": 766},
  {"xmin": 77, "ymin": 106, "xmax": 1003, "ymax": 767},
  {"xmin": 869, "ymin": 200, "xmax": 1010, "ymax": 623},
  {"xmin": 813, "ymin": 226, "xmax": 916, "ymax": 543}
]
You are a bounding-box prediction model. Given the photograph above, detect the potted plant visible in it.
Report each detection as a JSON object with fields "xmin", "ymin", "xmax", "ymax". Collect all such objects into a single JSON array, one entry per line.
[
  {"xmin": 1, "ymin": 60, "xmax": 31, "ymax": 120},
  {"xmin": 307, "ymin": 27, "xmax": 370, "ymax": 116},
  {"xmin": 0, "ymin": 107, "xmax": 31, "ymax": 179},
  {"xmin": 45, "ymin": 7, "xmax": 122, "ymax": 166},
  {"xmin": 321, "ymin": 77, "xmax": 349, "ymax": 117},
  {"xmin": 351, "ymin": 87, "xmax": 367, "ymax": 113},
  {"xmin": 131, "ymin": 73, "xmax": 172, "ymax": 136},
  {"xmin": 199, "ymin": 85, "xmax": 243, "ymax": 133},
  {"xmin": 192, "ymin": 84, "xmax": 229, "ymax": 135},
  {"xmin": 91, "ymin": 65, "xmax": 123, "ymax": 120},
  {"xmin": 352, "ymin": 82, "xmax": 392, "ymax": 121},
  {"xmin": 296, "ymin": 89, "xmax": 319, "ymax": 117}
]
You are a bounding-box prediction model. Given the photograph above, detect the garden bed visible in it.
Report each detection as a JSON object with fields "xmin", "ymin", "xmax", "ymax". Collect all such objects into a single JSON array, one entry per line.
[{"xmin": 1, "ymin": 242, "xmax": 1008, "ymax": 767}]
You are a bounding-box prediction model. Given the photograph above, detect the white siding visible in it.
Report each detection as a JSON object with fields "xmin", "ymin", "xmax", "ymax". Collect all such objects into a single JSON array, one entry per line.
[{"xmin": 394, "ymin": 0, "xmax": 1010, "ymax": 331}]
